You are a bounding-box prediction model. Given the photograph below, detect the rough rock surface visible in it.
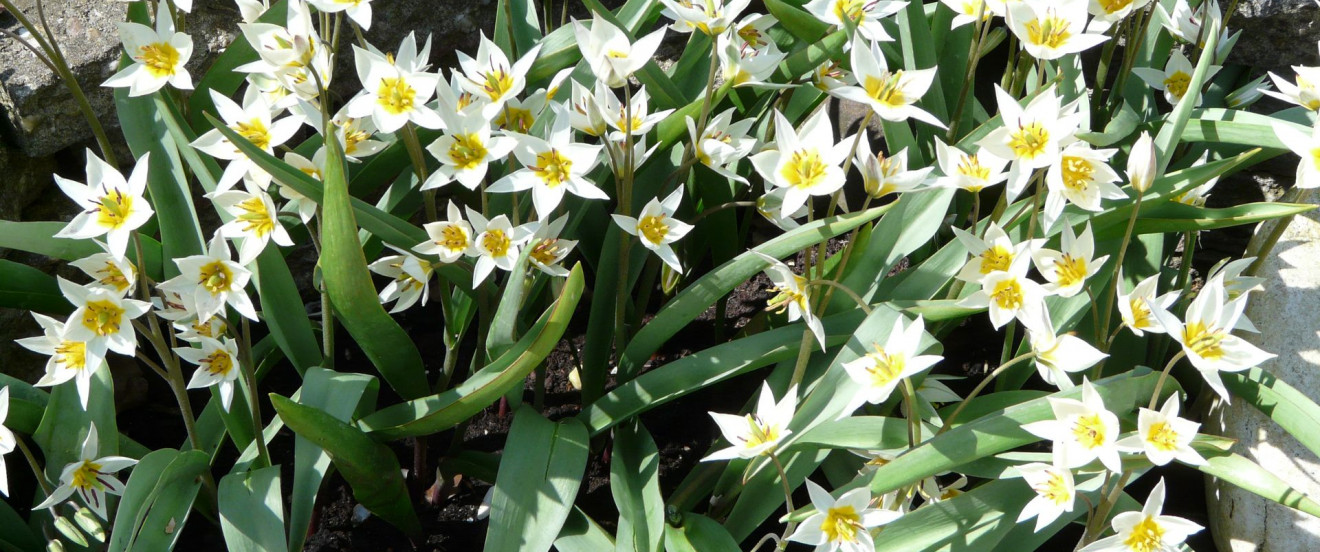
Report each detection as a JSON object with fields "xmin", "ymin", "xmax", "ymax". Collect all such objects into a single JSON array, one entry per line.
[
  {"xmin": 1207, "ymin": 192, "xmax": 1320, "ymax": 552},
  {"xmin": 1227, "ymin": 0, "xmax": 1320, "ymax": 74}
]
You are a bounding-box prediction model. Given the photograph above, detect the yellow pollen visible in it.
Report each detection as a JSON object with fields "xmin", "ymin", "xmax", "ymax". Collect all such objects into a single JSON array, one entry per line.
[
  {"xmin": 1053, "ymin": 254, "xmax": 1088, "ymax": 288},
  {"xmin": 767, "ymin": 276, "xmax": 811, "ymax": 315},
  {"xmin": 1147, "ymin": 421, "xmax": 1180, "ymax": 452},
  {"xmin": 1009, "ymin": 122, "xmax": 1050, "ymax": 160},
  {"xmin": 833, "ymin": 0, "xmax": 865, "ymax": 23},
  {"xmin": 206, "ymin": 350, "xmax": 235, "ymax": 377},
  {"xmin": 438, "ymin": 225, "xmax": 469, "ymax": 253},
  {"xmin": 71, "ymin": 460, "xmax": 106, "ymax": 491},
  {"xmin": 344, "ymin": 128, "xmax": 370, "ymax": 155},
  {"xmin": 198, "ymin": 260, "xmax": 234, "ymax": 295},
  {"xmin": 863, "ymin": 347, "xmax": 904, "ymax": 388},
  {"xmin": 1164, "ymin": 71, "xmax": 1192, "ymax": 100},
  {"xmin": 957, "ymin": 154, "xmax": 992, "ymax": 189},
  {"xmin": 1034, "ymin": 471, "xmax": 1071, "ymax": 505},
  {"xmin": 137, "ymin": 42, "xmax": 180, "ymax": 78},
  {"xmin": 495, "ymin": 107, "xmax": 535, "ymax": 132},
  {"xmin": 530, "ymin": 238, "xmax": 563, "ymax": 266},
  {"xmin": 1129, "ymin": 297, "xmax": 1153, "ymax": 329},
  {"xmin": 1061, "ymin": 156, "xmax": 1094, "ymax": 192},
  {"xmin": 1124, "ymin": 516, "xmax": 1166, "ymax": 552},
  {"xmin": 864, "ymin": 72, "xmax": 908, "ymax": 108},
  {"xmin": 236, "ymin": 196, "xmax": 276, "ymax": 238},
  {"xmin": 782, "ymin": 150, "xmax": 830, "ymax": 190},
  {"xmin": 447, "ymin": 133, "xmax": 488, "ymax": 170},
  {"xmin": 481, "ymin": 229, "xmax": 511, "ymax": 258},
  {"xmin": 1100, "ymin": 0, "xmax": 1134, "ymax": 13},
  {"xmin": 531, "ymin": 150, "xmax": 573, "ymax": 187},
  {"xmin": 95, "ymin": 262, "xmax": 131, "ymax": 293},
  {"xmin": 233, "ymin": 118, "xmax": 271, "ymax": 150},
  {"xmin": 377, "ymin": 77, "xmax": 417, "ymax": 115},
  {"xmin": 82, "ymin": 300, "xmax": 125, "ymax": 337},
  {"xmin": 1025, "ymin": 15, "xmax": 1072, "ymax": 50},
  {"xmin": 738, "ymin": 25, "xmax": 767, "ymax": 49},
  {"xmin": 637, "ymin": 215, "xmax": 669, "ymax": 245},
  {"xmin": 1072, "ymin": 413, "xmax": 1108, "ymax": 449},
  {"xmin": 979, "ymin": 245, "xmax": 1013, "ymax": 274},
  {"xmin": 990, "ymin": 278, "xmax": 1024, "ymax": 310},
  {"xmin": 56, "ymin": 341, "xmax": 88, "ymax": 371},
  {"xmin": 1183, "ymin": 321, "xmax": 1225, "ymax": 360},
  {"xmin": 96, "ymin": 189, "xmax": 134, "ymax": 229},
  {"xmin": 607, "ymin": 50, "xmax": 629, "ymax": 59},
  {"xmin": 740, "ymin": 414, "xmax": 780, "ymax": 450},
  {"xmin": 821, "ymin": 505, "xmax": 863, "ymax": 543},
  {"xmin": 1310, "ymin": 148, "xmax": 1320, "ymax": 171}
]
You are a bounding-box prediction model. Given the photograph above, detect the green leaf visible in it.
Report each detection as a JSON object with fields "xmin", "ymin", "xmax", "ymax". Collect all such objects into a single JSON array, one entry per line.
[
  {"xmin": 873, "ymin": 478, "xmax": 1029, "ymax": 552},
  {"xmin": 788, "ymin": 416, "xmax": 910, "ymax": 451},
  {"xmin": 219, "ymin": 466, "xmax": 288, "ymax": 552},
  {"xmin": 764, "ymin": 0, "xmax": 828, "ymax": 42},
  {"xmin": 612, "ymin": 420, "xmax": 664, "ymax": 552},
  {"xmin": 1153, "ymin": 18, "xmax": 1221, "ymax": 173},
  {"xmin": 0, "ymin": 222, "xmax": 164, "ymax": 282},
  {"xmin": 269, "ymin": 394, "xmax": 421, "ymax": 537},
  {"xmin": 554, "ymin": 508, "xmax": 617, "ymax": 552},
  {"xmin": 484, "ymin": 409, "xmax": 589, "ymax": 552},
  {"xmin": 837, "ymin": 188, "xmax": 956, "ymax": 309},
  {"xmin": 663, "ymin": 513, "xmax": 740, "ymax": 552},
  {"xmin": 0, "ymin": 260, "xmax": 69, "ymax": 314},
  {"xmin": 1182, "ymin": 107, "xmax": 1314, "ymax": 151},
  {"xmin": 618, "ymin": 204, "xmax": 892, "ymax": 379},
  {"xmin": 493, "ymin": 0, "xmax": 541, "ymax": 60},
  {"xmin": 1200, "ymin": 452, "xmax": 1320, "ymax": 518},
  {"xmin": 1131, "ymin": 201, "xmax": 1316, "ymax": 235},
  {"xmin": 317, "ymin": 117, "xmax": 427, "ymax": 399},
  {"xmin": 486, "ymin": 246, "xmax": 534, "ymax": 359},
  {"xmin": 360, "ymin": 265, "xmax": 584, "ymax": 439},
  {"xmin": 108, "ymin": 449, "xmax": 209, "ymax": 552},
  {"xmin": 1224, "ymin": 368, "xmax": 1320, "ymax": 460},
  {"xmin": 250, "ymin": 248, "xmax": 323, "ymax": 375},
  {"xmin": 0, "ymin": 499, "xmax": 43, "ymax": 552},
  {"xmin": 34, "ymin": 368, "xmax": 117, "ymax": 481}
]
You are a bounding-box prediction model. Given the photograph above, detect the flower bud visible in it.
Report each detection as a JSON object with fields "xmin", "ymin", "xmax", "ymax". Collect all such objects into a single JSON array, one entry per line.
[{"xmin": 1127, "ymin": 132, "xmax": 1157, "ymax": 194}]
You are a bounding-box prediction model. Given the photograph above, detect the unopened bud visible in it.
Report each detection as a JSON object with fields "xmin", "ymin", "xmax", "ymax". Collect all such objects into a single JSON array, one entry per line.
[{"xmin": 1127, "ymin": 131, "xmax": 1157, "ymax": 194}]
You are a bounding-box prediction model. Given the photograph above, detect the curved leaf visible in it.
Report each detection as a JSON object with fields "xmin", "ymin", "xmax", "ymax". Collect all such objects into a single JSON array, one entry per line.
[
  {"xmin": 1132, "ymin": 201, "xmax": 1316, "ymax": 235},
  {"xmin": 612, "ymin": 420, "xmax": 664, "ymax": 552},
  {"xmin": 663, "ymin": 513, "xmax": 740, "ymax": 552},
  {"xmin": 108, "ymin": 449, "xmax": 209, "ymax": 552},
  {"xmin": 484, "ymin": 409, "xmax": 589, "ymax": 552},
  {"xmin": 219, "ymin": 466, "xmax": 288, "ymax": 552}
]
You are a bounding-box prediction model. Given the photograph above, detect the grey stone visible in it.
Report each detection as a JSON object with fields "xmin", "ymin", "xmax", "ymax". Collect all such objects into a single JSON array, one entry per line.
[
  {"xmin": 1227, "ymin": 0, "xmax": 1320, "ymax": 74},
  {"xmin": 1206, "ymin": 191, "xmax": 1320, "ymax": 552}
]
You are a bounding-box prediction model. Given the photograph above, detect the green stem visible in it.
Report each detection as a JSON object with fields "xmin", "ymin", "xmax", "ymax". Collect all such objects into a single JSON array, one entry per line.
[
  {"xmin": 239, "ymin": 318, "xmax": 270, "ymax": 468},
  {"xmin": 939, "ymin": 353, "xmax": 1036, "ymax": 434},
  {"xmin": 948, "ymin": 6, "xmax": 991, "ymax": 141},
  {"xmin": 1078, "ymin": 470, "xmax": 1132, "ymax": 549},
  {"xmin": 1097, "ymin": 189, "xmax": 1144, "ymax": 342},
  {"xmin": 15, "ymin": 435, "xmax": 53, "ymax": 494},
  {"xmin": 807, "ymin": 280, "xmax": 870, "ymax": 314},
  {"xmin": 1149, "ymin": 350, "xmax": 1187, "ymax": 410},
  {"xmin": 399, "ymin": 123, "xmax": 435, "ymax": 221},
  {"xmin": 768, "ymin": 453, "xmax": 797, "ymax": 551}
]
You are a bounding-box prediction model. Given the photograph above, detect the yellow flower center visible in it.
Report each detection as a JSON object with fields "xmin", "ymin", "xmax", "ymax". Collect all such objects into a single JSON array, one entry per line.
[
  {"xmin": 56, "ymin": 341, "xmax": 88, "ymax": 371},
  {"xmin": 1129, "ymin": 297, "xmax": 1153, "ymax": 329},
  {"xmin": 198, "ymin": 260, "xmax": 234, "ymax": 295},
  {"xmin": 344, "ymin": 127, "xmax": 371, "ymax": 156},
  {"xmin": 138, "ymin": 42, "xmax": 180, "ymax": 78},
  {"xmin": 71, "ymin": 460, "xmax": 106, "ymax": 491},
  {"xmin": 821, "ymin": 505, "xmax": 863, "ymax": 543},
  {"xmin": 530, "ymin": 238, "xmax": 564, "ymax": 267},
  {"xmin": 1053, "ymin": 254, "xmax": 1088, "ymax": 288},
  {"xmin": 1025, "ymin": 15, "xmax": 1072, "ymax": 50},
  {"xmin": 448, "ymin": 134, "xmax": 489, "ymax": 170},
  {"xmin": 1310, "ymin": 147, "xmax": 1320, "ymax": 171},
  {"xmin": 94, "ymin": 261, "xmax": 132, "ymax": 293},
  {"xmin": 979, "ymin": 244, "xmax": 1013, "ymax": 274},
  {"xmin": 1072, "ymin": 413, "xmax": 1108, "ymax": 449},
  {"xmin": 1061, "ymin": 156, "xmax": 1094, "ymax": 192},
  {"xmin": 1034, "ymin": 470, "xmax": 1072, "ymax": 505},
  {"xmin": 192, "ymin": 318, "xmax": 225, "ymax": 338},
  {"xmin": 1100, "ymin": 0, "xmax": 1134, "ymax": 14},
  {"xmin": 96, "ymin": 189, "xmax": 134, "ymax": 229},
  {"xmin": 82, "ymin": 300, "xmax": 125, "ymax": 337},
  {"xmin": 531, "ymin": 150, "xmax": 573, "ymax": 188},
  {"xmin": 1124, "ymin": 516, "xmax": 1166, "ymax": 552},
  {"xmin": 1183, "ymin": 321, "xmax": 1225, "ymax": 360},
  {"xmin": 495, "ymin": 107, "xmax": 535, "ymax": 133},
  {"xmin": 767, "ymin": 276, "xmax": 811, "ymax": 315},
  {"xmin": 233, "ymin": 118, "xmax": 271, "ymax": 150},
  {"xmin": 957, "ymin": 154, "xmax": 992, "ymax": 189},
  {"xmin": 740, "ymin": 413, "xmax": 780, "ymax": 450},
  {"xmin": 638, "ymin": 214, "xmax": 669, "ymax": 245},
  {"xmin": 1009, "ymin": 122, "xmax": 1050, "ymax": 160},
  {"xmin": 482, "ymin": 229, "xmax": 511, "ymax": 258},
  {"xmin": 480, "ymin": 69, "xmax": 515, "ymax": 101},
  {"xmin": 206, "ymin": 349, "xmax": 235, "ymax": 377},
  {"xmin": 738, "ymin": 24, "xmax": 768, "ymax": 49},
  {"xmin": 377, "ymin": 77, "xmax": 417, "ymax": 115},
  {"xmin": 1164, "ymin": 71, "xmax": 1192, "ymax": 100},
  {"xmin": 833, "ymin": 0, "xmax": 865, "ymax": 23},
  {"xmin": 863, "ymin": 72, "xmax": 908, "ymax": 108},
  {"xmin": 990, "ymin": 278, "xmax": 1024, "ymax": 310},
  {"xmin": 864, "ymin": 348, "xmax": 905, "ymax": 388},
  {"xmin": 438, "ymin": 225, "xmax": 469, "ymax": 253},
  {"xmin": 782, "ymin": 150, "xmax": 830, "ymax": 190},
  {"xmin": 236, "ymin": 196, "xmax": 276, "ymax": 238},
  {"xmin": 1147, "ymin": 421, "xmax": 1180, "ymax": 452}
]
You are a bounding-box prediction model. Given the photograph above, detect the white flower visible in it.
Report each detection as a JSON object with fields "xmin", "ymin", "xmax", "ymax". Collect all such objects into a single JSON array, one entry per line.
[
  {"xmin": 573, "ymin": 16, "xmax": 666, "ymax": 88},
  {"xmin": 830, "ymin": 36, "xmax": 944, "ymax": 129},
  {"xmin": 1151, "ymin": 279, "xmax": 1275, "ymax": 402},
  {"xmin": 53, "ymin": 150, "xmax": 155, "ymax": 258},
  {"xmin": 489, "ymin": 107, "xmax": 607, "ymax": 220},
  {"xmin": 158, "ymin": 234, "xmax": 258, "ymax": 322},
  {"xmin": 951, "ymin": 222, "xmax": 1038, "ymax": 283},
  {"xmin": 1156, "ymin": 0, "xmax": 1224, "ymax": 49},
  {"xmin": 58, "ymin": 278, "xmax": 150, "ymax": 359},
  {"xmin": 466, "ymin": 209, "xmax": 539, "ymax": 287},
  {"xmin": 103, "ymin": 1, "xmax": 193, "ymax": 96},
  {"xmin": 755, "ymin": 252, "xmax": 826, "ymax": 347},
  {"xmin": 34, "ymin": 424, "xmax": 137, "ymax": 520},
  {"xmin": 756, "ymin": 188, "xmax": 810, "ymax": 231},
  {"xmin": 236, "ymin": 0, "xmax": 328, "ymax": 102},
  {"xmin": 1133, "ymin": 50, "xmax": 1220, "ymax": 106},
  {"xmin": 1032, "ymin": 223, "xmax": 1108, "ymax": 298},
  {"xmin": 957, "ymin": 256, "xmax": 1046, "ymax": 329},
  {"xmin": 1021, "ymin": 308, "xmax": 1107, "ymax": 391},
  {"xmin": 1263, "ymin": 66, "xmax": 1320, "ymax": 111},
  {"xmin": 613, "ymin": 188, "xmax": 694, "ymax": 273},
  {"xmin": 423, "ymin": 110, "xmax": 517, "ymax": 191},
  {"xmin": 527, "ymin": 216, "xmax": 577, "ymax": 278},
  {"xmin": 0, "ymin": 387, "xmax": 12, "ymax": 497},
  {"xmin": 1023, "ymin": 379, "xmax": 1123, "ymax": 472},
  {"xmin": 751, "ymin": 109, "xmax": 849, "ymax": 219},
  {"xmin": 177, "ymin": 337, "xmax": 243, "ymax": 411},
  {"xmin": 1015, "ymin": 457, "xmax": 1075, "ymax": 532},
  {"xmin": 934, "ymin": 140, "xmax": 1009, "ymax": 193},
  {"xmin": 1043, "ymin": 143, "xmax": 1126, "ymax": 229},
  {"xmin": 1088, "ymin": 0, "xmax": 1152, "ymax": 25},
  {"xmin": 701, "ymin": 382, "xmax": 796, "ymax": 461},
  {"xmin": 941, "ymin": 0, "xmax": 995, "ymax": 29},
  {"xmin": 842, "ymin": 315, "xmax": 942, "ymax": 414},
  {"xmin": 172, "ymin": 314, "xmax": 229, "ymax": 344},
  {"xmin": 660, "ymin": 0, "xmax": 750, "ymax": 35},
  {"xmin": 307, "ymin": 0, "xmax": 373, "ymax": 29},
  {"xmin": 17, "ymin": 314, "xmax": 105, "ymax": 411},
  {"xmin": 416, "ymin": 202, "xmax": 475, "ymax": 264},
  {"xmin": 493, "ymin": 90, "xmax": 548, "ymax": 134},
  {"xmin": 234, "ymin": 0, "xmax": 271, "ymax": 23},
  {"xmin": 280, "ymin": 150, "xmax": 323, "ymax": 224},
  {"xmin": 789, "ymin": 480, "xmax": 902, "ymax": 552},
  {"xmin": 1116, "ymin": 397, "xmax": 1207, "ymax": 467},
  {"xmin": 979, "ymin": 85, "xmax": 1081, "ymax": 200},
  {"xmin": 688, "ymin": 108, "xmax": 757, "ymax": 184},
  {"xmin": 369, "ymin": 249, "xmax": 434, "ymax": 313},
  {"xmin": 597, "ymin": 86, "xmax": 674, "ymax": 142},
  {"xmin": 803, "ymin": 0, "xmax": 907, "ymax": 43},
  {"xmin": 345, "ymin": 42, "xmax": 442, "ymax": 133},
  {"xmin": 1224, "ymin": 73, "xmax": 1270, "ymax": 108},
  {"xmin": 606, "ymin": 135, "xmax": 661, "ymax": 180},
  {"xmin": 210, "ymin": 188, "xmax": 294, "ymax": 265},
  {"xmin": 1079, "ymin": 479, "xmax": 1203, "ymax": 552},
  {"xmin": 1271, "ymin": 120, "xmax": 1320, "ymax": 190},
  {"xmin": 716, "ymin": 30, "xmax": 788, "ymax": 88},
  {"xmin": 1006, "ymin": 0, "xmax": 1108, "ymax": 60},
  {"xmin": 1116, "ymin": 272, "xmax": 1179, "ymax": 337},
  {"xmin": 456, "ymin": 33, "xmax": 542, "ymax": 119},
  {"xmin": 1205, "ymin": 257, "xmax": 1265, "ymax": 302},
  {"xmin": 191, "ymin": 89, "xmax": 303, "ymax": 192},
  {"xmin": 854, "ymin": 135, "xmax": 933, "ymax": 199},
  {"xmin": 569, "ymin": 81, "xmax": 610, "ymax": 137},
  {"xmin": 69, "ymin": 242, "xmax": 137, "ymax": 296}
]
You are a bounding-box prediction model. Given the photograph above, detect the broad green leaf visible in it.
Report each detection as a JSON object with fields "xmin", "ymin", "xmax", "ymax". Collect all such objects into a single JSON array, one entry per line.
[
  {"xmin": 486, "ymin": 246, "xmax": 534, "ymax": 359},
  {"xmin": 251, "ymin": 248, "xmax": 323, "ymax": 375},
  {"xmin": 1153, "ymin": 21, "xmax": 1220, "ymax": 172},
  {"xmin": 1131, "ymin": 201, "xmax": 1316, "ymax": 235},
  {"xmin": 1200, "ymin": 452, "xmax": 1320, "ymax": 518},
  {"xmin": 0, "ymin": 260, "xmax": 69, "ymax": 314},
  {"xmin": 0, "ymin": 499, "xmax": 43, "ymax": 552},
  {"xmin": 493, "ymin": 0, "xmax": 541, "ymax": 60},
  {"xmin": 0, "ymin": 221, "xmax": 166, "ymax": 282},
  {"xmin": 789, "ymin": 416, "xmax": 910, "ymax": 451},
  {"xmin": 873, "ymin": 478, "xmax": 1029, "ymax": 552},
  {"xmin": 1224, "ymin": 368, "xmax": 1320, "ymax": 460},
  {"xmin": 269, "ymin": 394, "xmax": 421, "ymax": 537},
  {"xmin": 108, "ymin": 449, "xmax": 209, "ymax": 552},
  {"xmin": 612, "ymin": 420, "xmax": 664, "ymax": 552},
  {"xmin": 618, "ymin": 204, "xmax": 892, "ymax": 378},
  {"xmin": 554, "ymin": 508, "xmax": 616, "ymax": 552},
  {"xmin": 33, "ymin": 368, "xmax": 117, "ymax": 481},
  {"xmin": 663, "ymin": 513, "xmax": 740, "ymax": 552},
  {"xmin": 359, "ymin": 264, "xmax": 584, "ymax": 439},
  {"xmin": 837, "ymin": 189, "xmax": 956, "ymax": 309},
  {"xmin": 219, "ymin": 466, "xmax": 288, "ymax": 552},
  {"xmin": 764, "ymin": 0, "xmax": 828, "ymax": 42},
  {"xmin": 1182, "ymin": 107, "xmax": 1315, "ymax": 150},
  {"xmin": 485, "ymin": 409, "xmax": 589, "ymax": 552},
  {"xmin": 317, "ymin": 118, "xmax": 427, "ymax": 399}
]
